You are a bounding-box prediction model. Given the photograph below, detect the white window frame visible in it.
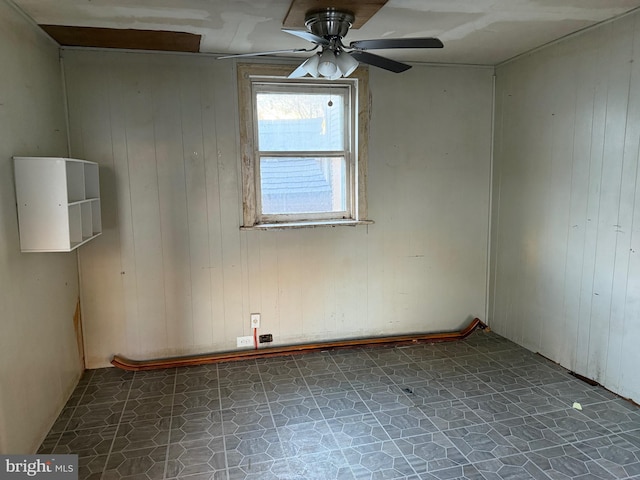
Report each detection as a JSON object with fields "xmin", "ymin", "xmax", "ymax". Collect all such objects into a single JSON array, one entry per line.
[{"xmin": 237, "ymin": 63, "xmax": 371, "ymax": 229}]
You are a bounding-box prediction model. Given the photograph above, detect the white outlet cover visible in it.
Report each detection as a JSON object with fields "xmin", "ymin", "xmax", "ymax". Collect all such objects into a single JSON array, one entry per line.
[
  {"xmin": 250, "ymin": 313, "xmax": 260, "ymax": 328},
  {"xmin": 237, "ymin": 335, "xmax": 253, "ymax": 348}
]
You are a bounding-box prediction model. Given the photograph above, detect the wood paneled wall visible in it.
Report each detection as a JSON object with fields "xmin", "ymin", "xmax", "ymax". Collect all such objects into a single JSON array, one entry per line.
[
  {"xmin": 0, "ymin": 1, "xmax": 81, "ymax": 454},
  {"xmin": 62, "ymin": 50, "xmax": 493, "ymax": 368},
  {"xmin": 491, "ymin": 11, "xmax": 640, "ymax": 403}
]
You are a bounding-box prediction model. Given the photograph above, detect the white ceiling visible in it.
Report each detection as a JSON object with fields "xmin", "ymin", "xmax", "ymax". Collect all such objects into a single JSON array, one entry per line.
[{"xmin": 12, "ymin": 0, "xmax": 640, "ymax": 65}]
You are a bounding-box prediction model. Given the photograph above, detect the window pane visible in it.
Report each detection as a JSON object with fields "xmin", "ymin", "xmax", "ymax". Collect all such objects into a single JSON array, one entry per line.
[
  {"xmin": 260, "ymin": 157, "xmax": 346, "ymax": 215},
  {"xmin": 256, "ymin": 93, "xmax": 344, "ymax": 151}
]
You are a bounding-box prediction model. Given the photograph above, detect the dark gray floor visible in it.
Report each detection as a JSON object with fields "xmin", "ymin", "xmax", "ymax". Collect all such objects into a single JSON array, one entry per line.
[{"xmin": 39, "ymin": 329, "xmax": 640, "ymax": 479}]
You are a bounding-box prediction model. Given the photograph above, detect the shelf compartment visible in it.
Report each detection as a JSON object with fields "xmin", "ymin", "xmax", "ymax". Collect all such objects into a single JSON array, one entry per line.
[
  {"xmin": 91, "ymin": 199, "xmax": 102, "ymax": 235},
  {"xmin": 66, "ymin": 161, "xmax": 85, "ymax": 203},
  {"xmin": 84, "ymin": 163, "xmax": 100, "ymax": 199}
]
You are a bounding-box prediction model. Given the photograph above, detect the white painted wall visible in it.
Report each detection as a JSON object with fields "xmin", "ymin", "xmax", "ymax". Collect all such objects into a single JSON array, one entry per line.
[
  {"xmin": 62, "ymin": 50, "xmax": 493, "ymax": 368},
  {"xmin": 0, "ymin": 1, "xmax": 82, "ymax": 453},
  {"xmin": 491, "ymin": 11, "xmax": 640, "ymax": 403}
]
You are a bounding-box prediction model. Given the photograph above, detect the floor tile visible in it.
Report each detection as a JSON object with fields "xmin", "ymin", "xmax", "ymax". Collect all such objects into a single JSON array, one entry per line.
[
  {"xmin": 267, "ymin": 395, "xmax": 324, "ymax": 427},
  {"xmin": 219, "ymin": 383, "xmax": 266, "ymax": 410},
  {"xmin": 539, "ymin": 379, "xmax": 618, "ymax": 407},
  {"xmin": 433, "ymin": 375, "xmax": 499, "ymax": 399},
  {"xmin": 170, "ymin": 411, "xmax": 224, "ymax": 444},
  {"xmin": 78, "ymin": 381, "xmax": 132, "ymax": 406},
  {"xmin": 355, "ymin": 385, "xmax": 414, "ymax": 412},
  {"xmin": 224, "ymin": 428, "xmax": 287, "ymax": 467},
  {"xmin": 500, "ymin": 387, "xmax": 568, "ymax": 415},
  {"xmin": 581, "ymin": 399, "xmax": 640, "ymax": 434},
  {"xmin": 261, "ymin": 376, "xmax": 311, "ymax": 403},
  {"xmin": 379, "ymin": 363, "xmax": 443, "ymax": 386},
  {"xmin": 365, "ymin": 348, "xmax": 414, "ymax": 368},
  {"xmin": 572, "ymin": 434, "xmax": 640, "ymax": 479},
  {"xmin": 173, "ymin": 389, "xmax": 222, "ymax": 416},
  {"xmin": 121, "ymin": 395, "xmax": 174, "ymax": 422},
  {"xmin": 461, "ymin": 393, "xmax": 529, "ymax": 423},
  {"xmin": 330, "ymin": 349, "xmax": 379, "ymax": 371},
  {"xmin": 294, "ymin": 352, "xmax": 342, "ymax": 376},
  {"xmin": 165, "ymin": 441, "xmax": 226, "ymax": 479},
  {"xmin": 343, "ymin": 440, "xmax": 417, "ymax": 479},
  {"xmin": 327, "ymin": 413, "xmax": 391, "ymax": 448},
  {"xmin": 112, "ymin": 417, "xmax": 171, "ymax": 452},
  {"xmin": 221, "ymin": 404, "xmax": 275, "ymax": 435},
  {"xmin": 444, "ymin": 423, "xmax": 520, "ymax": 462},
  {"xmin": 276, "ymin": 419, "xmax": 338, "ymax": 456},
  {"xmin": 101, "ymin": 444, "xmax": 168, "ymax": 480},
  {"xmin": 373, "ymin": 406, "xmax": 440, "ymax": 439},
  {"xmin": 66, "ymin": 401, "xmax": 126, "ymax": 430},
  {"xmin": 227, "ymin": 459, "xmax": 290, "ymax": 480},
  {"xmin": 174, "ymin": 373, "xmax": 219, "ymax": 394},
  {"xmin": 287, "ymin": 450, "xmax": 354, "ymax": 479},
  {"xmin": 129, "ymin": 375, "xmax": 176, "ymax": 400},
  {"xmin": 450, "ymin": 354, "xmax": 509, "ymax": 374},
  {"xmin": 77, "ymin": 454, "xmax": 108, "ymax": 480},
  {"xmin": 37, "ymin": 330, "xmax": 640, "ymax": 480},
  {"xmin": 303, "ymin": 371, "xmax": 355, "ymax": 396},
  {"xmin": 402, "ymin": 382, "xmax": 457, "ymax": 406},
  {"xmin": 474, "ymin": 453, "xmax": 552, "ymax": 479},
  {"xmin": 526, "ymin": 443, "xmax": 620, "ymax": 479},
  {"xmin": 530, "ymin": 408, "xmax": 613, "ymax": 443},
  {"xmin": 411, "ymin": 358, "xmax": 471, "ymax": 380},
  {"xmin": 54, "ymin": 425, "xmax": 117, "ymax": 457},
  {"xmin": 417, "ymin": 399, "xmax": 486, "ymax": 430},
  {"xmin": 316, "ymin": 389, "xmax": 371, "ymax": 419},
  {"xmin": 472, "ymin": 369, "xmax": 535, "ymax": 393},
  {"xmin": 508, "ymin": 365, "xmax": 572, "ymax": 387},
  {"xmin": 255, "ymin": 356, "xmax": 303, "ymax": 382},
  {"xmin": 341, "ymin": 366, "xmax": 395, "ymax": 389},
  {"xmin": 217, "ymin": 363, "xmax": 261, "ymax": 387},
  {"xmin": 393, "ymin": 432, "xmax": 467, "ymax": 476},
  {"xmin": 489, "ymin": 415, "xmax": 566, "ymax": 453}
]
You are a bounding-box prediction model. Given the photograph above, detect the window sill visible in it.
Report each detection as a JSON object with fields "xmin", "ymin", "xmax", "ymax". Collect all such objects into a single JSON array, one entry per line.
[{"xmin": 241, "ymin": 219, "xmax": 374, "ymax": 231}]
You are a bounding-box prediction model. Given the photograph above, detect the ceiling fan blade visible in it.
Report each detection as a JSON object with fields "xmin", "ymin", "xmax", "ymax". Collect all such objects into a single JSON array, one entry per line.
[
  {"xmin": 350, "ymin": 51, "xmax": 412, "ymax": 73},
  {"xmin": 218, "ymin": 47, "xmax": 315, "ymax": 59},
  {"xmin": 349, "ymin": 38, "xmax": 443, "ymax": 50},
  {"xmin": 282, "ymin": 29, "xmax": 330, "ymax": 46},
  {"xmin": 288, "ymin": 63, "xmax": 309, "ymax": 78}
]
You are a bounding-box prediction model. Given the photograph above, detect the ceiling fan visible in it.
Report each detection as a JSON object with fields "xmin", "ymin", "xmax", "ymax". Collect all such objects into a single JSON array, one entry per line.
[{"xmin": 219, "ymin": 8, "xmax": 443, "ymax": 79}]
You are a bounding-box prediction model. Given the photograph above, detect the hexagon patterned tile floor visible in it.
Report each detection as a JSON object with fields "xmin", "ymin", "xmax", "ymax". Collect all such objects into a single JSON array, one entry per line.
[{"xmin": 39, "ymin": 330, "xmax": 640, "ymax": 479}]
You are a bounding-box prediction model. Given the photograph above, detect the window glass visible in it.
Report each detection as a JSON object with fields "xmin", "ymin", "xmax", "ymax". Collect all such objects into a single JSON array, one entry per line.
[
  {"xmin": 256, "ymin": 92, "xmax": 345, "ymax": 152},
  {"xmin": 259, "ymin": 157, "xmax": 346, "ymax": 214}
]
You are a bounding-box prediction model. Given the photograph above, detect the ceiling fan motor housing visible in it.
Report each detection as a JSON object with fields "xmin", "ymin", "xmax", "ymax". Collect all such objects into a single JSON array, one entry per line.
[{"xmin": 305, "ymin": 9, "xmax": 354, "ymax": 38}]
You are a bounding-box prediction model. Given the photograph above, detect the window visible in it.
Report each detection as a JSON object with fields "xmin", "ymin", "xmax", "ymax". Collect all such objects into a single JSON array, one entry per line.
[{"xmin": 237, "ymin": 64, "xmax": 370, "ymax": 228}]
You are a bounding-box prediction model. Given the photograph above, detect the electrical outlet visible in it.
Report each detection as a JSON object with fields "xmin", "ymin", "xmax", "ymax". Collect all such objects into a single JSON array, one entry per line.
[
  {"xmin": 250, "ymin": 313, "xmax": 261, "ymax": 329},
  {"xmin": 236, "ymin": 336, "xmax": 253, "ymax": 348}
]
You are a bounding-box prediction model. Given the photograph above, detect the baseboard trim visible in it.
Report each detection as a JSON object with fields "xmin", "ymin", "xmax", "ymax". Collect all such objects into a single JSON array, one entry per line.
[{"xmin": 111, "ymin": 317, "xmax": 486, "ymax": 371}]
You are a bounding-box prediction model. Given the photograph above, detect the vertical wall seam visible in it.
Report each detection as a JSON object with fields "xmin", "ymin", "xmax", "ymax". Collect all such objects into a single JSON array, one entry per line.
[
  {"xmin": 485, "ymin": 70, "xmax": 496, "ymax": 325},
  {"xmin": 611, "ymin": 17, "xmax": 638, "ymax": 391},
  {"xmin": 179, "ymin": 69, "xmax": 195, "ymax": 347}
]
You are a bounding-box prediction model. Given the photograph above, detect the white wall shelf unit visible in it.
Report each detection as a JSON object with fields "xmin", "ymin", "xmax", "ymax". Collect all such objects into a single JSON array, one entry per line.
[{"xmin": 14, "ymin": 157, "xmax": 102, "ymax": 252}]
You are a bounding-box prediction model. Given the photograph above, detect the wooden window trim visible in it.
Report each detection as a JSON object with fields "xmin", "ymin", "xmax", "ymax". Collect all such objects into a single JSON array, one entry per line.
[{"xmin": 237, "ymin": 63, "xmax": 370, "ymax": 228}]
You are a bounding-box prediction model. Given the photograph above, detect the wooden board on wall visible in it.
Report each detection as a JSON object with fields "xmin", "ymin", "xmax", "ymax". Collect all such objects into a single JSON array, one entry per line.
[
  {"xmin": 282, "ymin": 0, "xmax": 387, "ymax": 29},
  {"xmin": 40, "ymin": 25, "xmax": 201, "ymax": 52}
]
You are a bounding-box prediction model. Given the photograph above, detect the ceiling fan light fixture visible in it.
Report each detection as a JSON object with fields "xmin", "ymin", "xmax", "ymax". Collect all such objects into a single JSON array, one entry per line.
[
  {"xmin": 317, "ymin": 48, "xmax": 338, "ymax": 77},
  {"xmin": 335, "ymin": 50, "xmax": 358, "ymax": 77},
  {"xmin": 301, "ymin": 53, "xmax": 320, "ymax": 77}
]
